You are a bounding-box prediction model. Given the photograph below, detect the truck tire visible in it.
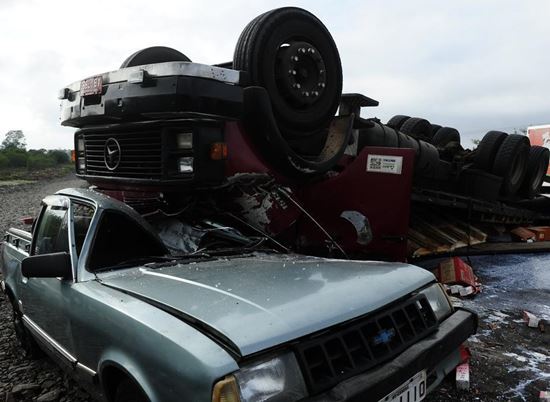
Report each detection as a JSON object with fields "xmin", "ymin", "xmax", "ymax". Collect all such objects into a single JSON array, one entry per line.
[
  {"xmin": 120, "ymin": 46, "xmax": 191, "ymax": 68},
  {"xmin": 519, "ymin": 146, "xmax": 549, "ymax": 198},
  {"xmin": 430, "ymin": 124, "xmax": 442, "ymax": 139},
  {"xmin": 356, "ymin": 122, "xmax": 399, "ymax": 151},
  {"xmin": 473, "ymin": 131, "xmax": 508, "ymax": 171},
  {"xmin": 432, "ymin": 127, "xmax": 460, "ymax": 147},
  {"xmin": 416, "ymin": 140, "xmax": 440, "ymax": 177},
  {"xmin": 233, "ymin": 7, "xmax": 342, "ymax": 137},
  {"xmin": 398, "ymin": 132, "xmax": 420, "ymax": 155},
  {"xmin": 400, "ymin": 117, "xmax": 433, "ymax": 140},
  {"xmin": 492, "ymin": 134, "xmax": 530, "ymax": 195},
  {"xmin": 386, "ymin": 115, "xmax": 410, "ymax": 131},
  {"xmin": 242, "ymin": 86, "xmax": 351, "ymax": 177}
]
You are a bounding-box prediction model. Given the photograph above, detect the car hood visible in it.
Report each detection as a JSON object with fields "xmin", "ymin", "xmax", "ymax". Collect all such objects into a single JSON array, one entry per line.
[{"xmin": 98, "ymin": 253, "xmax": 435, "ymax": 356}]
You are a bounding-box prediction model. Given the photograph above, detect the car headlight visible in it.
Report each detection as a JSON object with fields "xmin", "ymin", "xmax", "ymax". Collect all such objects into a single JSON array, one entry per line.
[
  {"xmin": 418, "ymin": 283, "xmax": 453, "ymax": 322},
  {"xmin": 212, "ymin": 353, "xmax": 308, "ymax": 402}
]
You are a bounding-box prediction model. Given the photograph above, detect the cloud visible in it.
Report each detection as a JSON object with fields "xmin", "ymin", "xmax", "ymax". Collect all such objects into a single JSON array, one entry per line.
[{"xmin": 0, "ymin": 0, "xmax": 548, "ymax": 149}]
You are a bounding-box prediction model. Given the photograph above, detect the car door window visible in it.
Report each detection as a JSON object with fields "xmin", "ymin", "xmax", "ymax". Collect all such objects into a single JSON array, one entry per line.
[
  {"xmin": 33, "ymin": 205, "xmax": 69, "ymax": 255},
  {"xmin": 73, "ymin": 202, "xmax": 95, "ymax": 257},
  {"xmin": 88, "ymin": 211, "xmax": 166, "ymax": 271}
]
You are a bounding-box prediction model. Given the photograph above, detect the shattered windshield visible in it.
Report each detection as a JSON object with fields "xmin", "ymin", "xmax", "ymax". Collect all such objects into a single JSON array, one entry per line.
[{"xmin": 151, "ymin": 215, "xmax": 280, "ymax": 256}]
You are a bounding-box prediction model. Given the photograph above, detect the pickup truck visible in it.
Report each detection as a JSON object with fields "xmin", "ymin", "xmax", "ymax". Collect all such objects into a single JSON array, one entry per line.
[{"xmin": 1, "ymin": 188, "xmax": 477, "ymax": 402}]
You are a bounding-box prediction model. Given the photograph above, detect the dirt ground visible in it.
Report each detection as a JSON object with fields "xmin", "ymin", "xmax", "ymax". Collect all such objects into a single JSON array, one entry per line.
[{"xmin": 0, "ymin": 175, "xmax": 548, "ymax": 401}]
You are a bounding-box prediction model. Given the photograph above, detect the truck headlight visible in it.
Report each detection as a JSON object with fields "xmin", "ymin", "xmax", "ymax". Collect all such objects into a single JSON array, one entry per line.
[
  {"xmin": 418, "ymin": 283, "xmax": 453, "ymax": 322},
  {"xmin": 176, "ymin": 132, "xmax": 193, "ymax": 149},
  {"xmin": 212, "ymin": 353, "xmax": 308, "ymax": 402},
  {"xmin": 177, "ymin": 157, "xmax": 194, "ymax": 173}
]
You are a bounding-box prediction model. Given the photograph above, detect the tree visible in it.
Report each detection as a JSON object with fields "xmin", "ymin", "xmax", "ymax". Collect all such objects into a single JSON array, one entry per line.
[{"xmin": 1, "ymin": 130, "xmax": 26, "ymax": 150}]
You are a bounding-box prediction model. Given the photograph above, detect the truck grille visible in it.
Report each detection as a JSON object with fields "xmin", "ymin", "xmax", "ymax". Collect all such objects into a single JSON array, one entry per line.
[
  {"xmin": 295, "ymin": 294, "xmax": 437, "ymax": 395},
  {"xmin": 83, "ymin": 130, "xmax": 163, "ymax": 179}
]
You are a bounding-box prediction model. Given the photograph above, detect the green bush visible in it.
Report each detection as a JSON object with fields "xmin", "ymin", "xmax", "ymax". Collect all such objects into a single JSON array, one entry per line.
[
  {"xmin": 27, "ymin": 154, "xmax": 56, "ymax": 170},
  {"xmin": 2, "ymin": 149, "xmax": 27, "ymax": 168},
  {"xmin": 47, "ymin": 149, "xmax": 70, "ymax": 165},
  {"xmin": 0, "ymin": 154, "xmax": 8, "ymax": 168}
]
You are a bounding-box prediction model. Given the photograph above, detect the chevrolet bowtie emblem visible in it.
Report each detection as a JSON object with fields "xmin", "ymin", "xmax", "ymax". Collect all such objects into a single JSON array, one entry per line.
[{"xmin": 373, "ymin": 328, "xmax": 396, "ymax": 345}]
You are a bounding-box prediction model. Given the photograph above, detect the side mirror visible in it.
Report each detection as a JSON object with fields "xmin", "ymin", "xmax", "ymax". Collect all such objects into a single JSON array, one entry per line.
[{"xmin": 22, "ymin": 252, "xmax": 72, "ymax": 279}]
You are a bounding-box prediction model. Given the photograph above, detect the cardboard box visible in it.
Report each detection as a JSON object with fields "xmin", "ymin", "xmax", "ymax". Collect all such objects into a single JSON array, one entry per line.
[
  {"xmin": 511, "ymin": 227, "xmax": 536, "ymax": 242},
  {"xmin": 527, "ymin": 226, "xmax": 550, "ymax": 241},
  {"xmin": 433, "ymin": 257, "xmax": 477, "ymax": 287},
  {"xmin": 455, "ymin": 363, "xmax": 470, "ymax": 390}
]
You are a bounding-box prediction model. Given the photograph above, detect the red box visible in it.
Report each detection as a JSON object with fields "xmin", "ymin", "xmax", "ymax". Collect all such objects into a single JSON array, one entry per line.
[{"xmin": 432, "ymin": 257, "xmax": 477, "ymax": 287}]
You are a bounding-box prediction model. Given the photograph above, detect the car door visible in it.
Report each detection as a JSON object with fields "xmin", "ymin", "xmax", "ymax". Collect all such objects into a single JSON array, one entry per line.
[{"xmin": 20, "ymin": 195, "xmax": 78, "ymax": 368}]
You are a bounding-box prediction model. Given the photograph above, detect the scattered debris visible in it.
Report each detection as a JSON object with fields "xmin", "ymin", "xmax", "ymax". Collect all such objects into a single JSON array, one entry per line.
[
  {"xmin": 434, "ymin": 257, "xmax": 481, "ymax": 297},
  {"xmin": 527, "ymin": 226, "xmax": 550, "ymax": 241},
  {"xmin": 523, "ymin": 310, "xmax": 540, "ymax": 328},
  {"xmin": 511, "ymin": 227, "xmax": 536, "ymax": 242},
  {"xmin": 455, "ymin": 363, "xmax": 470, "ymax": 391},
  {"xmin": 523, "ymin": 310, "xmax": 547, "ymax": 332}
]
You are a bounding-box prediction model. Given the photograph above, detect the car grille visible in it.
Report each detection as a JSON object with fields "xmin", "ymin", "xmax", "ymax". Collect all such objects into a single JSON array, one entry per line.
[
  {"xmin": 83, "ymin": 130, "xmax": 163, "ymax": 179},
  {"xmin": 295, "ymin": 294, "xmax": 438, "ymax": 395}
]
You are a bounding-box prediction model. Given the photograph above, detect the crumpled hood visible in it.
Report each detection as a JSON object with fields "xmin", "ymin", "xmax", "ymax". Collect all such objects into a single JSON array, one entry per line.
[{"xmin": 98, "ymin": 254, "xmax": 435, "ymax": 356}]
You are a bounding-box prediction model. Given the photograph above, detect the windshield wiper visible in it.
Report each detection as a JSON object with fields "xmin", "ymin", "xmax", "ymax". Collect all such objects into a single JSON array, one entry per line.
[
  {"xmin": 95, "ymin": 252, "xmax": 217, "ymax": 272},
  {"xmin": 190, "ymin": 238, "xmax": 279, "ymax": 257}
]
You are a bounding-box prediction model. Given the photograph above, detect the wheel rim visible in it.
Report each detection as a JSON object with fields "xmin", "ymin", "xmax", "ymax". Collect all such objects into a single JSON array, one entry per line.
[{"xmin": 275, "ymin": 41, "xmax": 326, "ymax": 108}]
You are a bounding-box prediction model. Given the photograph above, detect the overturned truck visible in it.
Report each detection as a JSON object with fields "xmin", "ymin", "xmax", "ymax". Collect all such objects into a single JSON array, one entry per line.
[{"xmin": 59, "ymin": 7, "xmax": 550, "ymax": 262}]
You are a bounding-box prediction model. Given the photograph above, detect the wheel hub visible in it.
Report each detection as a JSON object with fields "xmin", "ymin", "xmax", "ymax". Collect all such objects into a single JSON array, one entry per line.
[{"xmin": 276, "ymin": 41, "xmax": 326, "ymax": 107}]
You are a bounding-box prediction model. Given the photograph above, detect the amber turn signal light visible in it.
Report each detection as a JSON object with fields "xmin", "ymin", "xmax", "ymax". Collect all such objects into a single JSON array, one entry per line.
[{"xmin": 210, "ymin": 142, "xmax": 228, "ymax": 160}]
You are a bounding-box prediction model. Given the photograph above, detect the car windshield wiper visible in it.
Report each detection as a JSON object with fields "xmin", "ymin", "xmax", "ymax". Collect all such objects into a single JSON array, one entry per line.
[
  {"xmin": 190, "ymin": 237, "xmax": 279, "ymax": 257},
  {"xmin": 95, "ymin": 253, "xmax": 213, "ymax": 272}
]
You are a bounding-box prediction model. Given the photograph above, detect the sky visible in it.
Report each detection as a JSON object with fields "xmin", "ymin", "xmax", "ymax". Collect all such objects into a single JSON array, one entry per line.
[{"xmin": 0, "ymin": 0, "xmax": 549, "ymax": 149}]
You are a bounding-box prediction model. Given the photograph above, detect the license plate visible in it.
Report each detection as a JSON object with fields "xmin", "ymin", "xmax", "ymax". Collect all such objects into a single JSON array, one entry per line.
[
  {"xmin": 80, "ymin": 75, "xmax": 103, "ymax": 96},
  {"xmin": 378, "ymin": 370, "xmax": 427, "ymax": 402}
]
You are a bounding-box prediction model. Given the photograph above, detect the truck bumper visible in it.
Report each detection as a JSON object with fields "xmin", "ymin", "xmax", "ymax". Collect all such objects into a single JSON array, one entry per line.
[{"xmin": 304, "ymin": 308, "xmax": 477, "ymax": 402}]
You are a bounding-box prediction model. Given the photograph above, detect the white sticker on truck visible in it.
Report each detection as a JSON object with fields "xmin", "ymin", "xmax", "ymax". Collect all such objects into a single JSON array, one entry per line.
[{"xmin": 366, "ymin": 154, "xmax": 403, "ymax": 174}]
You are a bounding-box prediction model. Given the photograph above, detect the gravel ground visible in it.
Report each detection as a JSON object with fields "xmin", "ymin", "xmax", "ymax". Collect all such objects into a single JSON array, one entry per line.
[
  {"xmin": 0, "ymin": 174, "xmax": 93, "ymax": 402},
  {"xmin": 0, "ymin": 175, "xmax": 548, "ymax": 402}
]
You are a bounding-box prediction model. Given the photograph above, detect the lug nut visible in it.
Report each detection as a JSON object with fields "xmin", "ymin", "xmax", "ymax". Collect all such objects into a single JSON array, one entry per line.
[
  {"xmin": 288, "ymin": 69, "xmax": 297, "ymax": 76},
  {"xmin": 302, "ymin": 91, "xmax": 310, "ymax": 97},
  {"xmin": 318, "ymin": 82, "xmax": 326, "ymax": 88},
  {"xmin": 292, "ymin": 56, "xmax": 299, "ymax": 62},
  {"xmin": 308, "ymin": 47, "xmax": 315, "ymax": 54},
  {"xmin": 293, "ymin": 83, "xmax": 301, "ymax": 89},
  {"xmin": 312, "ymin": 91, "xmax": 319, "ymax": 97},
  {"xmin": 299, "ymin": 48, "xmax": 306, "ymax": 54}
]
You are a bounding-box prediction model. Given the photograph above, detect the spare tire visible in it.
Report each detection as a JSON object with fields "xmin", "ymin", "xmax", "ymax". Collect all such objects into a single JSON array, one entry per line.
[
  {"xmin": 120, "ymin": 46, "xmax": 191, "ymax": 68},
  {"xmin": 473, "ymin": 131, "xmax": 507, "ymax": 171},
  {"xmin": 432, "ymin": 127, "xmax": 460, "ymax": 147},
  {"xmin": 233, "ymin": 7, "xmax": 342, "ymax": 137},
  {"xmin": 492, "ymin": 134, "xmax": 530, "ymax": 195},
  {"xmin": 519, "ymin": 146, "xmax": 549, "ymax": 198},
  {"xmin": 242, "ymin": 86, "xmax": 351, "ymax": 177},
  {"xmin": 400, "ymin": 117, "xmax": 433, "ymax": 140},
  {"xmin": 386, "ymin": 115, "xmax": 410, "ymax": 131}
]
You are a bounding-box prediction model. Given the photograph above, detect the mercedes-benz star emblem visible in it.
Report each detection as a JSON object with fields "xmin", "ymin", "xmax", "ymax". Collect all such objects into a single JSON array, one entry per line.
[{"xmin": 104, "ymin": 138, "xmax": 121, "ymax": 170}]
